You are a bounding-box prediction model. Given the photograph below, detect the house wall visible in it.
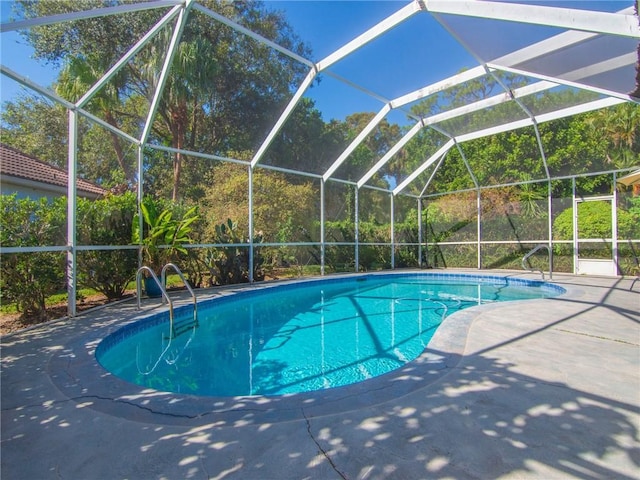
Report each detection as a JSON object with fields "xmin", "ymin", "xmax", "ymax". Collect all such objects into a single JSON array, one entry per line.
[{"xmin": 1, "ymin": 176, "xmax": 101, "ymax": 200}]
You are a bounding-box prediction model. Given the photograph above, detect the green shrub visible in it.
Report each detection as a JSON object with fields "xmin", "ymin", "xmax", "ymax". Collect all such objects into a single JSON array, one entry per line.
[
  {"xmin": 76, "ymin": 192, "xmax": 138, "ymax": 300},
  {"xmin": 553, "ymin": 200, "xmax": 639, "ymax": 240},
  {"xmin": 206, "ymin": 219, "xmax": 265, "ymax": 285},
  {"xmin": 0, "ymin": 195, "xmax": 66, "ymax": 318},
  {"xmin": 323, "ymin": 219, "xmax": 391, "ymax": 271}
]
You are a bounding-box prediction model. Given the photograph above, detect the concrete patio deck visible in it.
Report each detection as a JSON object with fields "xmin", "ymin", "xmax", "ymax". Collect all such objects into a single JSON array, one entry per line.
[{"xmin": 1, "ymin": 271, "xmax": 639, "ymax": 479}]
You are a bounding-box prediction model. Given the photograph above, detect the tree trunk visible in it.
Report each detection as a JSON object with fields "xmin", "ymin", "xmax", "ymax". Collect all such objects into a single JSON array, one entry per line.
[
  {"xmin": 171, "ymin": 103, "xmax": 188, "ymax": 202},
  {"xmin": 172, "ymin": 150, "xmax": 182, "ymax": 202},
  {"xmin": 104, "ymin": 110, "xmax": 133, "ymax": 183}
]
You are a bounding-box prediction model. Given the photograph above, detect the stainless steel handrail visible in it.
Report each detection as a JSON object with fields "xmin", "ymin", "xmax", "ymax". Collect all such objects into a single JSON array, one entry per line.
[
  {"xmin": 161, "ymin": 263, "xmax": 197, "ymax": 307},
  {"xmin": 161, "ymin": 263, "xmax": 198, "ymax": 337},
  {"xmin": 136, "ymin": 266, "xmax": 174, "ymax": 325},
  {"xmin": 522, "ymin": 244, "xmax": 552, "ymax": 280},
  {"xmin": 137, "ymin": 264, "xmax": 199, "ymax": 339}
]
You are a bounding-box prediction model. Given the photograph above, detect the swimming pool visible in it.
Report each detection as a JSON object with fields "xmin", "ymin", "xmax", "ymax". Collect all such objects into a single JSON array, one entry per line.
[{"xmin": 96, "ymin": 273, "xmax": 563, "ymax": 397}]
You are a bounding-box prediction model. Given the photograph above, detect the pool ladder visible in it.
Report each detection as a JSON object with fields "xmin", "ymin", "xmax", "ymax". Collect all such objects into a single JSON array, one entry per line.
[
  {"xmin": 135, "ymin": 263, "xmax": 198, "ymax": 339},
  {"xmin": 522, "ymin": 244, "xmax": 552, "ymax": 280}
]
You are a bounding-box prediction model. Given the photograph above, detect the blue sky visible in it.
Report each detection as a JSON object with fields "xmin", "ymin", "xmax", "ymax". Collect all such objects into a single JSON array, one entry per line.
[
  {"xmin": 1, "ymin": 0, "xmax": 60, "ymax": 104},
  {"xmin": 0, "ymin": 0, "xmax": 633, "ymax": 122},
  {"xmin": 2, "ymin": 1, "xmax": 415, "ymax": 120}
]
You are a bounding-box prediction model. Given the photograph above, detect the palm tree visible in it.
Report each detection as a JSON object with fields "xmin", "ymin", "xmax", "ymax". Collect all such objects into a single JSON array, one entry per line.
[
  {"xmin": 132, "ymin": 2, "xmax": 310, "ymax": 201},
  {"xmin": 56, "ymin": 55, "xmax": 135, "ymax": 184},
  {"xmin": 133, "ymin": 25, "xmax": 219, "ymax": 201},
  {"xmin": 161, "ymin": 38, "xmax": 218, "ymax": 201}
]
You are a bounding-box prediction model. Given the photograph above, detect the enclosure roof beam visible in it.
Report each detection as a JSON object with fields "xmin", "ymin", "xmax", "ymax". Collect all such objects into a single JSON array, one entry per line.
[
  {"xmin": 484, "ymin": 66, "xmax": 548, "ymax": 180},
  {"xmin": 356, "ymin": 76, "xmax": 556, "ymax": 194},
  {"xmin": 250, "ymin": 67, "xmax": 317, "ymax": 168},
  {"xmin": 333, "ymin": 0, "xmax": 630, "ymax": 191},
  {"xmin": 389, "ymin": 65, "xmax": 487, "ymax": 109},
  {"xmin": 455, "ymin": 96, "xmax": 624, "ymax": 146},
  {"xmin": 422, "ymin": 80, "xmax": 555, "ymax": 128},
  {"xmin": 357, "ymin": 119, "xmax": 424, "ymax": 188},
  {"xmin": 147, "ymin": 144, "xmax": 247, "ymax": 166},
  {"xmin": 489, "ymin": 8, "xmax": 636, "ymax": 69},
  {"xmin": 355, "ymin": 67, "xmax": 603, "ymax": 192},
  {"xmin": 79, "ymin": 112, "xmax": 140, "ymax": 146},
  {"xmin": 1, "ymin": 0, "xmax": 181, "ymax": 33},
  {"xmin": 458, "ymin": 118, "xmax": 535, "ymax": 143},
  {"xmin": 323, "ymin": 104, "xmax": 391, "ymax": 181},
  {"xmin": 423, "ymin": 0, "xmax": 640, "ymax": 38},
  {"xmin": 316, "ymin": 1, "xmax": 420, "ymax": 71},
  {"xmin": 488, "ymin": 63, "xmax": 639, "ymax": 103},
  {"xmin": 139, "ymin": 1, "xmax": 192, "ymax": 146},
  {"xmin": 455, "ymin": 142, "xmax": 479, "ymax": 190},
  {"xmin": 394, "ymin": 139, "xmax": 455, "ymax": 195},
  {"xmin": 1, "ymin": 65, "xmax": 75, "ymax": 109},
  {"xmin": 193, "ymin": 3, "xmax": 314, "ymax": 68},
  {"xmin": 563, "ymin": 52, "xmax": 637, "ymax": 85},
  {"xmin": 77, "ymin": 4, "xmax": 183, "ymax": 108},
  {"xmin": 1, "ymin": 65, "xmax": 140, "ymax": 145},
  {"xmin": 532, "ymin": 122, "xmax": 551, "ymax": 181},
  {"xmin": 323, "ymin": 70, "xmax": 391, "ymax": 105},
  {"xmin": 399, "ymin": 96, "xmax": 625, "ymax": 195},
  {"xmin": 251, "ymin": 0, "xmax": 418, "ymax": 168},
  {"xmin": 420, "ymin": 166, "xmax": 635, "ymax": 199},
  {"xmin": 419, "ymin": 152, "xmax": 447, "ymax": 197},
  {"xmin": 534, "ymin": 97, "xmax": 625, "ymax": 124},
  {"xmin": 322, "ymin": 65, "xmax": 487, "ymax": 182}
]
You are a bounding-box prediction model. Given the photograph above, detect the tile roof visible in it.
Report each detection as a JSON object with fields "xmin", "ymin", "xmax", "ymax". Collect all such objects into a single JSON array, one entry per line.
[{"xmin": 0, "ymin": 143, "xmax": 106, "ymax": 197}]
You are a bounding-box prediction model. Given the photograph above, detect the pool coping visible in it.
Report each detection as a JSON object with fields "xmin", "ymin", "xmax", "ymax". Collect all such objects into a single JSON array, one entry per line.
[{"xmin": 44, "ymin": 270, "xmax": 577, "ymax": 426}]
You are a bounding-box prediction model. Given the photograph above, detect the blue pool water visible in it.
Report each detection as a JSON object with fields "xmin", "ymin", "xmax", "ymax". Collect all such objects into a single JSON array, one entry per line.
[{"xmin": 96, "ymin": 273, "xmax": 563, "ymax": 397}]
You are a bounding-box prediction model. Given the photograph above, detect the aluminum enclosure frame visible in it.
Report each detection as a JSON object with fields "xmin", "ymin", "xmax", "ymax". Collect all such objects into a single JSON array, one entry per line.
[{"xmin": 1, "ymin": 0, "xmax": 638, "ymax": 316}]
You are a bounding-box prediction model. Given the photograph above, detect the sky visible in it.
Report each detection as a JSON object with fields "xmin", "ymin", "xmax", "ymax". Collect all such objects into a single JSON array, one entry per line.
[
  {"xmin": 1, "ymin": 0, "xmax": 60, "ymax": 104},
  {"xmin": 0, "ymin": 0, "xmax": 634, "ymax": 123},
  {"xmin": 1, "ymin": 1, "xmax": 415, "ymax": 120}
]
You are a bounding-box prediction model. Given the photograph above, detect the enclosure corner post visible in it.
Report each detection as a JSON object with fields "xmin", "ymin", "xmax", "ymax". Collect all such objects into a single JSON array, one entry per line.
[
  {"xmin": 66, "ymin": 109, "xmax": 78, "ymax": 317},
  {"xmin": 320, "ymin": 179, "xmax": 325, "ymax": 275},
  {"xmin": 248, "ymin": 165, "xmax": 254, "ymax": 283},
  {"xmin": 136, "ymin": 145, "xmax": 144, "ymax": 268},
  {"xmin": 477, "ymin": 188, "xmax": 482, "ymax": 270},
  {"xmin": 390, "ymin": 193, "xmax": 395, "ymax": 269},
  {"xmin": 572, "ymin": 177, "xmax": 577, "ymax": 274},
  {"xmin": 354, "ymin": 186, "xmax": 359, "ymax": 273},
  {"xmin": 418, "ymin": 197, "xmax": 423, "ymax": 268},
  {"xmin": 612, "ymin": 172, "xmax": 619, "ymax": 274},
  {"xmin": 548, "ymin": 180, "xmax": 553, "ymax": 276}
]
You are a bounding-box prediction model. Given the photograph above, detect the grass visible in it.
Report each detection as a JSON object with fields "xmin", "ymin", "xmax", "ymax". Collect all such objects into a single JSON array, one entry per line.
[
  {"xmin": 1, "ymin": 273, "xmax": 195, "ymax": 316},
  {"xmin": 0, "ymin": 286, "xmax": 104, "ymax": 315},
  {"xmin": 267, "ymin": 264, "xmax": 322, "ymax": 278}
]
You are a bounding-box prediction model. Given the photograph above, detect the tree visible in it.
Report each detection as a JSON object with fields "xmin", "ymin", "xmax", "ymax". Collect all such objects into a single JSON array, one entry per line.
[
  {"xmin": 133, "ymin": 29, "xmax": 220, "ymax": 201},
  {"xmin": 404, "ymin": 77, "xmax": 614, "ymax": 196},
  {"xmin": 202, "ymin": 162, "xmax": 316, "ymax": 244},
  {"xmin": 265, "ymin": 98, "xmax": 346, "ymax": 176},
  {"xmin": 56, "ymin": 55, "xmax": 135, "ymax": 184},
  {"xmin": 586, "ymin": 103, "xmax": 639, "ymax": 170},
  {"xmin": 1, "ymin": 93, "xmax": 136, "ymax": 188},
  {"xmin": 337, "ymin": 112, "xmax": 402, "ymax": 186},
  {"xmin": 16, "ymin": 0, "xmax": 312, "ymax": 201},
  {"xmin": 1, "ymin": 95, "xmax": 68, "ymax": 167},
  {"xmin": 16, "ymin": 0, "xmax": 164, "ymax": 65}
]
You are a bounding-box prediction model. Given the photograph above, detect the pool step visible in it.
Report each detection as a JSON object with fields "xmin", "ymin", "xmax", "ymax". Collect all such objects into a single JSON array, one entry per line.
[{"xmin": 171, "ymin": 316, "xmax": 199, "ymax": 339}]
